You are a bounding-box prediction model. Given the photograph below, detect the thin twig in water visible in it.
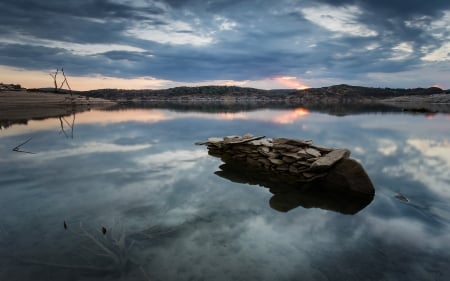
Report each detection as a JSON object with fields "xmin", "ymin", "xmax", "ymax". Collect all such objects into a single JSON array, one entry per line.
[
  {"xmin": 140, "ymin": 265, "xmax": 152, "ymax": 281},
  {"xmin": 77, "ymin": 223, "xmax": 120, "ymax": 265},
  {"xmin": 21, "ymin": 258, "xmax": 113, "ymax": 271},
  {"xmin": 12, "ymin": 137, "xmax": 36, "ymax": 154},
  {"xmin": 20, "ymin": 218, "xmax": 176, "ymax": 278}
]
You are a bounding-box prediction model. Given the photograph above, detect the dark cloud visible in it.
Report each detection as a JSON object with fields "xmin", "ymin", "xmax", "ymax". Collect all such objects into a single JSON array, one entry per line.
[
  {"xmin": 315, "ymin": 0, "xmax": 450, "ymax": 16},
  {"xmin": 0, "ymin": 0, "xmax": 165, "ymax": 43},
  {"xmin": 0, "ymin": 44, "xmax": 75, "ymax": 70},
  {"xmin": 0, "ymin": 0, "xmax": 449, "ymax": 87},
  {"xmin": 101, "ymin": 50, "xmax": 154, "ymax": 62}
]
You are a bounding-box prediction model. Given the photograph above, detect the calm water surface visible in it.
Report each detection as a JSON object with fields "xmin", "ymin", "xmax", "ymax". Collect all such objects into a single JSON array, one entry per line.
[{"xmin": 0, "ymin": 107, "xmax": 449, "ymax": 280}]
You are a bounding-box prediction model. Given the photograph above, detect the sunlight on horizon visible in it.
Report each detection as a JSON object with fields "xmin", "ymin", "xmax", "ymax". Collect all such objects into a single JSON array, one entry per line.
[
  {"xmin": 1, "ymin": 66, "xmax": 311, "ymax": 91},
  {"xmin": 272, "ymin": 76, "xmax": 309, "ymax": 90}
]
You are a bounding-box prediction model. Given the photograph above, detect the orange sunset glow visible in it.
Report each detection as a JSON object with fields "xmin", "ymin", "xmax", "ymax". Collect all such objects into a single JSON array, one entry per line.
[
  {"xmin": 273, "ymin": 107, "xmax": 310, "ymax": 124},
  {"xmin": 0, "ymin": 66, "xmax": 170, "ymax": 90},
  {"xmin": 273, "ymin": 76, "xmax": 309, "ymax": 89}
]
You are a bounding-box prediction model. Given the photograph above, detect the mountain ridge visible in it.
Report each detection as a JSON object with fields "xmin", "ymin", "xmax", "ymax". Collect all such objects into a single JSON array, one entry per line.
[{"xmin": 57, "ymin": 84, "xmax": 448, "ymax": 101}]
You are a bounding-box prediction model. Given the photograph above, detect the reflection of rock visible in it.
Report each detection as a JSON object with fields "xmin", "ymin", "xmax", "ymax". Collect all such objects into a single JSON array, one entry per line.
[
  {"xmin": 215, "ymin": 159, "xmax": 374, "ymax": 214},
  {"xmin": 197, "ymin": 134, "xmax": 375, "ymax": 214}
]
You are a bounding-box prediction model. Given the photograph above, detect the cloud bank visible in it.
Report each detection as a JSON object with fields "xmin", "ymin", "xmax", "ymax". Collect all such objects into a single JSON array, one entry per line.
[{"xmin": 1, "ymin": 0, "xmax": 449, "ymax": 89}]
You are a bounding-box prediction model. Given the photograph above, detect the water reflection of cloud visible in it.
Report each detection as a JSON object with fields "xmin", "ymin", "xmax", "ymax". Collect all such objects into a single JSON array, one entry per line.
[
  {"xmin": 376, "ymin": 139, "xmax": 398, "ymax": 156},
  {"xmin": 2, "ymin": 109, "xmax": 450, "ymax": 280},
  {"xmin": 378, "ymin": 138, "xmax": 450, "ymax": 201},
  {"xmin": 1, "ymin": 108, "xmax": 319, "ymax": 138},
  {"xmin": 171, "ymin": 108, "xmax": 313, "ymax": 124},
  {"xmin": 76, "ymin": 109, "xmax": 170, "ymax": 124},
  {"xmin": 359, "ymin": 114, "xmax": 450, "ymax": 135},
  {"xmin": 147, "ymin": 210, "xmax": 322, "ymax": 281},
  {"xmin": 135, "ymin": 149, "xmax": 206, "ymax": 170},
  {"xmin": 33, "ymin": 142, "xmax": 153, "ymax": 161},
  {"xmin": 365, "ymin": 215, "xmax": 450, "ymax": 250},
  {"xmin": 72, "ymin": 108, "xmax": 320, "ymax": 136},
  {"xmin": 144, "ymin": 190, "xmax": 450, "ymax": 281},
  {"xmin": 0, "ymin": 109, "xmax": 171, "ymax": 137},
  {"xmin": 403, "ymin": 139, "xmax": 450, "ymax": 200},
  {"xmin": 408, "ymin": 139, "xmax": 450, "ymax": 162}
]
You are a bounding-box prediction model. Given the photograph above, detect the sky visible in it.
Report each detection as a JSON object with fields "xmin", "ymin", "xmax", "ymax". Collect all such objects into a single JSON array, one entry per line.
[{"xmin": 1, "ymin": 0, "xmax": 450, "ymax": 90}]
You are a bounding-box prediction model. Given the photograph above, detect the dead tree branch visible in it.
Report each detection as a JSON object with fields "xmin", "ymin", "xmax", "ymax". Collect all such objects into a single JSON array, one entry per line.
[
  {"xmin": 59, "ymin": 68, "xmax": 73, "ymax": 96},
  {"xmin": 49, "ymin": 69, "xmax": 59, "ymax": 92}
]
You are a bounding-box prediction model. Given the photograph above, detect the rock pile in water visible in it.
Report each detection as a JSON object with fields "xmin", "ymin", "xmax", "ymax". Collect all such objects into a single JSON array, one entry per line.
[
  {"xmin": 196, "ymin": 134, "xmax": 375, "ymax": 195},
  {"xmin": 197, "ymin": 134, "xmax": 351, "ymax": 182}
]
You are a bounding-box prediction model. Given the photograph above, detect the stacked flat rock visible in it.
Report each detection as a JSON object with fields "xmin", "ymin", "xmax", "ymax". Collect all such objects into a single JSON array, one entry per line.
[{"xmin": 196, "ymin": 134, "xmax": 351, "ymax": 182}]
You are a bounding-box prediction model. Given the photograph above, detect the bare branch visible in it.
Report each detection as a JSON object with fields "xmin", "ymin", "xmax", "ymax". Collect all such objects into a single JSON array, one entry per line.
[
  {"xmin": 61, "ymin": 68, "xmax": 73, "ymax": 96},
  {"xmin": 49, "ymin": 69, "xmax": 59, "ymax": 92}
]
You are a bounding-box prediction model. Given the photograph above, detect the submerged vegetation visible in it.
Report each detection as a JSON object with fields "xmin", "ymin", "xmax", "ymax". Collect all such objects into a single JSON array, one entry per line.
[{"xmin": 20, "ymin": 220, "xmax": 179, "ymax": 280}]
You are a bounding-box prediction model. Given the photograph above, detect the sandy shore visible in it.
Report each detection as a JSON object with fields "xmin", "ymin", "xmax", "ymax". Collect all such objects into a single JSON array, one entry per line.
[{"xmin": 0, "ymin": 90, "xmax": 116, "ymax": 125}]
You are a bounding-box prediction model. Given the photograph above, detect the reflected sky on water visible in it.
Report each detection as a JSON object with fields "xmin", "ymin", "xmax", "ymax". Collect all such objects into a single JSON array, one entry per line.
[{"xmin": 0, "ymin": 108, "xmax": 449, "ymax": 280}]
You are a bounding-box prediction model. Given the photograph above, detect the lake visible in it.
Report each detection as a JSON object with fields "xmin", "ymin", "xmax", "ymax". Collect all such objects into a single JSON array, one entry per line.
[{"xmin": 1, "ymin": 106, "xmax": 449, "ymax": 280}]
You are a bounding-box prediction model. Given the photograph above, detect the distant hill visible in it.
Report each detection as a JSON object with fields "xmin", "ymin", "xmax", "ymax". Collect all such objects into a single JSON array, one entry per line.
[
  {"xmin": 284, "ymin": 84, "xmax": 446, "ymax": 104},
  {"xmin": 294, "ymin": 84, "xmax": 444, "ymax": 98},
  {"xmin": 4, "ymin": 83, "xmax": 448, "ymax": 116},
  {"xmin": 26, "ymin": 84, "xmax": 448, "ymax": 105},
  {"xmin": 74, "ymin": 84, "xmax": 446, "ymax": 102},
  {"xmin": 82, "ymin": 85, "xmax": 281, "ymax": 100}
]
